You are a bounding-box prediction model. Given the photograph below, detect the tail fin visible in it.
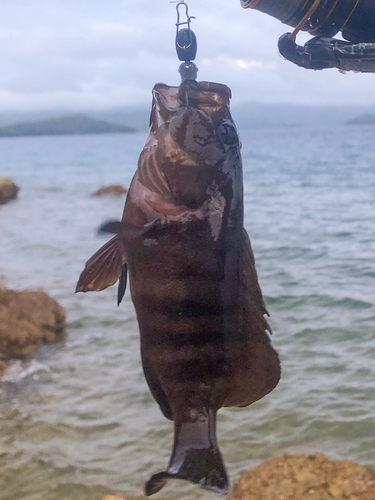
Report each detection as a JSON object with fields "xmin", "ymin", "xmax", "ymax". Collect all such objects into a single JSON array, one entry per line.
[{"xmin": 145, "ymin": 409, "xmax": 229, "ymax": 496}]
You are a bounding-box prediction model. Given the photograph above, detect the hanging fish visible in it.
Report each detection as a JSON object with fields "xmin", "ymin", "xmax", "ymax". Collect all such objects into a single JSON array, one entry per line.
[
  {"xmin": 77, "ymin": 3, "xmax": 280, "ymax": 495},
  {"xmin": 76, "ymin": 77, "xmax": 280, "ymax": 495}
]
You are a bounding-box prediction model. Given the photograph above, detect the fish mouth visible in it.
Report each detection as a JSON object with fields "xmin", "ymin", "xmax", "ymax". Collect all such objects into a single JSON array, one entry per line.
[{"xmin": 151, "ymin": 80, "xmax": 232, "ymax": 128}]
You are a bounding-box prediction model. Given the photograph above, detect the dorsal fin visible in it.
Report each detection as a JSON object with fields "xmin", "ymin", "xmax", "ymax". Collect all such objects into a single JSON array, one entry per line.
[{"xmin": 241, "ymin": 227, "xmax": 271, "ymax": 330}]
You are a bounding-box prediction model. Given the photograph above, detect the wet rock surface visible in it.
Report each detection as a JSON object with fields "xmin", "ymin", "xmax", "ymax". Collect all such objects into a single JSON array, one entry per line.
[
  {"xmin": 228, "ymin": 453, "xmax": 375, "ymax": 500},
  {"xmin": 91, "ymin": 184, "xmax": 128, "ymax": 197},
  {"xmin": 0, "ymin": 177, "xmax": 19, "ymax": 204},
  {"xmin": 0, "ymin": 285, "xmax": 66, "ymax": 374}
]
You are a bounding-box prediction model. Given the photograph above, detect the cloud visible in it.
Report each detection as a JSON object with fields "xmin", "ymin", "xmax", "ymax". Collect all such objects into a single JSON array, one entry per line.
[{"xmin": 0, "ymin": 0, "xmax": 374, "ymax": 111}]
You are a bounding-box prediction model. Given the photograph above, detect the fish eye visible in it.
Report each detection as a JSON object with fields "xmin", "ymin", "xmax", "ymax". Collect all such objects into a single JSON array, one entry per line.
[{"xmin": 217, "ymin": 121, "xmax": 239, "ymax": 146}]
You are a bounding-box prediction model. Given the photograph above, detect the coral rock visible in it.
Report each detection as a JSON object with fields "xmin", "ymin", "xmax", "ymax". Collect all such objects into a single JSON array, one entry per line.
[
  {"xmin": 0, "ymin": 177, "xmax": 19, "ymax": 204},
  {"xmin": 91, "ymin": 184, "xmax": 128, "ymax": 197},
  {"xmin": 228, "ymin": 453, "xmax": 375, "ymax": 500},
  {"xmin": 0, "ymin": 286, "xmax": 66, "ymax": 367}
]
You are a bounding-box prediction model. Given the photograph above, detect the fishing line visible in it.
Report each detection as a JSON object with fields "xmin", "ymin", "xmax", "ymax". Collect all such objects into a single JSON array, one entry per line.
[
  {"xmin": 342, "ymin": 0, "xmax": 362, "ymax": 29},
  {"xmin": 291, "ymin": 0, "xmax": 322, "ymax": 39},
  {"xmin": 309, "ymin": 0, "xmax": 341, "ymax": 34}
]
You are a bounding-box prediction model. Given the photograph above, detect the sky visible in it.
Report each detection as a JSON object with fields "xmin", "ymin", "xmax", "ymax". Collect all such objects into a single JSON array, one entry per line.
[{"xmin": 0, "ymin": 0, "xmax": 375, "ymax": 112}]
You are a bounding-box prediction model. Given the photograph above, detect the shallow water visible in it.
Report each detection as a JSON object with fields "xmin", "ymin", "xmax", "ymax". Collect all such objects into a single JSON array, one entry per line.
[{"xmin": 0, "ymin": 126, "xmax": 375, "ymax": 500}]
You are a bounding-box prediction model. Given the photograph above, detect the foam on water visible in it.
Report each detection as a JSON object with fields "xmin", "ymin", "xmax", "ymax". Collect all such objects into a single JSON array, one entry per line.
[
  {"xmin": 0, "ymin": 127, "xmax": 374, "ymax": 500},
  {"xmin": 1, "ymin": 360, "xmax": 51, "ymax": 383}
]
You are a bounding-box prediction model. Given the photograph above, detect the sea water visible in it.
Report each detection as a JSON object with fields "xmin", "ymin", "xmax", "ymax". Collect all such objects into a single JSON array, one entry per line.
[{"xmin": 0, "ymin": 125, "xmax": 375, "ymax": 500}]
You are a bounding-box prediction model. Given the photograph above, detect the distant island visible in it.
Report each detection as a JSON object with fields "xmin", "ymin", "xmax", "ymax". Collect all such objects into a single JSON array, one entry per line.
[
  {"xmin": 346, "ymin": 114, "xmax": 375, "ymax": 125},
  {"xmin": 0, "ymin": 114, "xmax": 136, "ymax": 137}
]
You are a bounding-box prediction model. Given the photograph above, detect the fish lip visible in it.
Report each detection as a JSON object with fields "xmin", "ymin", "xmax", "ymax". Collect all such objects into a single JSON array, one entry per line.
[
  {"xmin": 189, "ymin": 80, "xmax": 232, "ymax": 99},
  {"xmin": 178, "ymin": 80, "xmax": 232, "ymax": 108},
  {"xmin": 151, "ymin": 81, "xmax": 232, "ymax": 127}
]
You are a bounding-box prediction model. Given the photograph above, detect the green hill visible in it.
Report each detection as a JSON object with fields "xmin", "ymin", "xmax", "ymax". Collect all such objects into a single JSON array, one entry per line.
[
  {"xmin": 346, "ymin": 114, "xmax": 375, "ymax": 125},
  {"xmin": 0, "ymin": 114, "xmax": 136, "ymax": 137}
]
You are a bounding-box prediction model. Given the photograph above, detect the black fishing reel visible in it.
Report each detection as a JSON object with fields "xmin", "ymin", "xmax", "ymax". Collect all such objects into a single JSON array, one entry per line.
[{"xmin": 241, "ymin": 0, "xmax": 375, "ymax": 72}]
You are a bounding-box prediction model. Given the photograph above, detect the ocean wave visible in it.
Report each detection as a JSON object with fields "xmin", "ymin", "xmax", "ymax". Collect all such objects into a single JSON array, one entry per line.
[
  {"xmin": 267, "ymin": 294, "xmax": 374, "ymax": 310},
  {"xmin": 1, "ymin": 360, "xmax": 51, "ymax": 383}
]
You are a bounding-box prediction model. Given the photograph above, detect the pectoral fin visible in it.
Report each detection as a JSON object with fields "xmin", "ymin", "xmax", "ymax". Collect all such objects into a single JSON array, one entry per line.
[
  {"xmin": 76, "ymin": 236, "xmax": 124, "ymax": 293},
  {"xmin": 76, "ymin": 219, "xmax": 157, "ymax": 298}
]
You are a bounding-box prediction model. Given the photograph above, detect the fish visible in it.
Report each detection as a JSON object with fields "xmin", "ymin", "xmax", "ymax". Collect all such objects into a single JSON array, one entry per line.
[{"xmin": 76, "ymin": 79, "xmax": 281, "ymax": 495}]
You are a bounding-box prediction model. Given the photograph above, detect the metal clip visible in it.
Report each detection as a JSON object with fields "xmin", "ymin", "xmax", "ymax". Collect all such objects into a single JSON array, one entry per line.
[
  {"xmin": 171, "ymin": 1, "xmax": 198, "ymax": 80},
  {"xmin": 171, "ymin": 1, "xmax": 196, "ymax": 33}
]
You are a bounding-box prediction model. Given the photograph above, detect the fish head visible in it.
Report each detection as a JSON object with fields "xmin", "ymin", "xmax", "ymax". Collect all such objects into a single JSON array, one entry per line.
[
  {"xmin": 150, "ymin": 80, "xmax": 238, "ymax": 152},
  {"xmin": 140, "ymin": 80, "xmax": 241, "ymax": 209}
]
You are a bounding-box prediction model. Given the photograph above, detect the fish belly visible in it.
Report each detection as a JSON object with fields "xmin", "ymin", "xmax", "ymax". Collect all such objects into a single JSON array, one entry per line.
[{"xmin": 128, "ymin": 216, "xmax": 234, "ymax": 414}]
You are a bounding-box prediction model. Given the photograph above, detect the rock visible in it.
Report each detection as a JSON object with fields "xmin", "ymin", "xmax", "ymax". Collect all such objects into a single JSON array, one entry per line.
[
  {"xmin": 0, "ymin": 360, "xmax": 7, "ymax": 378},
  {"xmin": 0, "ymin": 177, "xmax": 19, "ymax": 204},
  {"xmin": 101, "ymin": 497, "xmax": 128, "ymax": 500},
  {"xmin": 0, "ymin": 286, "xmax": 66, "ymax": 370},
  {"xmin": 91, "ymin": 184, "xmax": 128, "ymax": 197},
  {"xmin": 228, "ymin": 453, "xmax": 375, "ymax": 500}
]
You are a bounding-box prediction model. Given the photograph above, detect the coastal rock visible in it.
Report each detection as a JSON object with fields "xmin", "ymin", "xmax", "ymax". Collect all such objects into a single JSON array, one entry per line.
[
  {"xmin": 0, "ymin": 360, "xmax": 7, "ymax": 378},
  {"xmin": 91, "ymin": 184, "xmax": 128, "ymax": 197},
  {"xmin": 0, "ymin": 177, "xmax": 19, "ymax": 204},
  {"xmin": 0, "ymin": 286, "xmax": 66, "ymax": 370},
  {"xmin": 228, "ymin": 453, "xmax": 375, "ymax": 500},
  {"xmin": 101, "ymin": 497, "xmax": 128, "ymax": 500}
]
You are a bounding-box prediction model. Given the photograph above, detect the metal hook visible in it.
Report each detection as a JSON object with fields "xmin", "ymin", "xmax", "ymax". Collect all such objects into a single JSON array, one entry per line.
[
  {"xmin": 170, "ymin": 1, "xmax": 195, "ymax": 32},
  {"xmin": 170, "ymin": 1, "xmax": 198, "ymax": 80}
]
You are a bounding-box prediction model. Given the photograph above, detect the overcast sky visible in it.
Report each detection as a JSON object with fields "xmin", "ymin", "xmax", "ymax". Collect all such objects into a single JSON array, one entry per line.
[{"xmin": 0, "ymin": 0, "xmax": 375, "ymax": 112}]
